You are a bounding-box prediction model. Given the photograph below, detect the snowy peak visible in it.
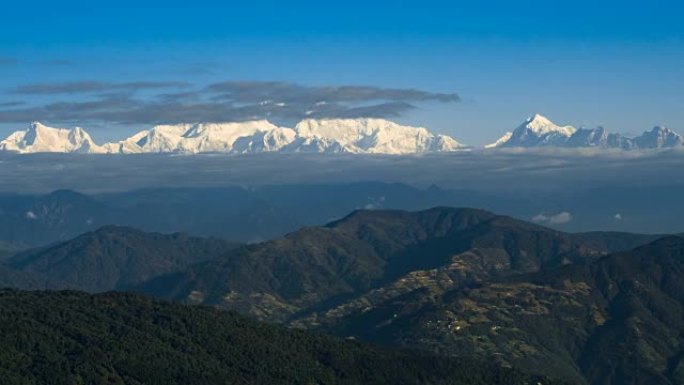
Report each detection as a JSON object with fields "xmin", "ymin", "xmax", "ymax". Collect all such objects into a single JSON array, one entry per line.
[
  {"xmin": 3, "ymin": 118, "xmax": 466, "ymax": 155},
  {"xmin": 3, "ymin": 115, "xmax": 680, "ymax": 154},
  {"xmin": 104, "ymin": 120, "xmax": 296, "ymax": 154},
  {"xmin": 487, "ymin": 115, "xmax": 683, "ymax": 150},
  {"xmin": 485, "ymin": 132, "xmax": 512, "ymax": 149},
  {"xmin": 291, "ymin": 118, "xmax": 465, "ymax": 154},
  {"xmin": 99, "ymin": 118, "xmax": 465, "ymax": 155},
  {"xmin": 522, "ymin": 114, "xmax": 576, "ymax": 136},
  {"xmin": 634, "ymin": 126, "xmax": 684, "ymax": 149},
  {"xmin": 0, "ymin": 122, "xmax": 104, "ymax": 154},
  {"xmin": 495, "ymin": 114, "xmax": 576, "ymax": 147},
  {"xmin": 565, "ymin": 126, "xmax": 609, "ymax": 147}
]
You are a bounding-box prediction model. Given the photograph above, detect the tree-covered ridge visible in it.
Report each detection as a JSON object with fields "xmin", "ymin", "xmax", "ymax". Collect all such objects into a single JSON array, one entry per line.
[
  {"xmin": 4, "ymin": 226, "xmax": 240, "ymax": 291},
  {"xmin": 140, "ymin": 207, "xmax": 658, "ymax": 322},
  {"xmin": 0, "ymin": 289, "xmax": 561, "ymax": 385},
  {"xmin": 310, "ymin": 236, "xmax": 684, "ymax": 385}
]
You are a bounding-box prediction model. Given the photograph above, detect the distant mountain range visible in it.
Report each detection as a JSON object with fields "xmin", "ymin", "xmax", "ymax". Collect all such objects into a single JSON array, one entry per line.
[
  {"xmin": 0, "ymin": 183, "xmax": 461, "ymax": 248},
  {"xmin": 1, "ymin": 114, "xmax": 681, "ymax": 154},
  {"xmin": 2, "ymin": 182, "xmax": 684, "ymax": 250},
  {"xmin": 0, "ymin": 206, "xmax": 661, "ymax": 295},
  {"xmin": 0, "ymin": 118, "xmax": 465, "ymax": 154},
  {"xmin": 487, "ymin": 114, "xmax": 684, "ymax": 150}
]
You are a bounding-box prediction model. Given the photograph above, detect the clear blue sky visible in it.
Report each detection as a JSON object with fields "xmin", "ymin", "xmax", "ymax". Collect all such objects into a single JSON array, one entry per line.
[{"xmin": 0, "ymin": 0, "xmax": 682, "ymax": 145}]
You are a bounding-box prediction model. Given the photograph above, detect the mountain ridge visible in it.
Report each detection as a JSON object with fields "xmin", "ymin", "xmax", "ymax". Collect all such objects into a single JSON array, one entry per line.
[
  {"xmin": 490, "ymin": 114, "xmax": 684, "ymax": 150},
  {"xmin": 290, "ymin": 232, "xmax": 684, "ymax": 385},
  {"xmin": 0, "ymin": 118, "xmax": 467, "ymax": 155},
  {"xmin": 135, "ymin": 207, "xmax": 661, "ymax": 323},
  {"xmin": 5, "ymin": 225, "xmax": 241, "ymax": 292},
  {"xmin": 3, "ymin": 115, "xmax": 682, "ymax": 153}
]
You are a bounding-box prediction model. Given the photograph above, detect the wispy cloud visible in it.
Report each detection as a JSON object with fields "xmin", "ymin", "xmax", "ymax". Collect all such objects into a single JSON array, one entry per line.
[
  {"xmin": 532, "ymin": 211, "xmax": 573, "ymax": 225},
  {"xmin": 0, "ymin": 80, "xmax": 460, "ymax": 125},
  {"xmin": 205, "ymin": 81, "xmax": 459, "ymax": 104},
  {"xmin": 10, "ymin": 81, "xmax": 191, "ymax": 95},
  {"xmin": 0, "ymin": 101, "xmax": 24, "ymax": 108}
]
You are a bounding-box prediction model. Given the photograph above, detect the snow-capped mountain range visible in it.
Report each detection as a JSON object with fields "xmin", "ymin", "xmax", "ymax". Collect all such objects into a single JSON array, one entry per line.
[
  {"xmin": 487, "ymin": 114, "xmax": 684, "ymax": 150},
  {"xmin": 0, "ymin": 122, "xmax": 103, "ymax": 154},
  {"xmin": 1, "ymin": 114, "xmax": 682, "ymax": 154},
  {"xmin": 0, "ymin": 118, "xmax": 465, "ymax": 155}
]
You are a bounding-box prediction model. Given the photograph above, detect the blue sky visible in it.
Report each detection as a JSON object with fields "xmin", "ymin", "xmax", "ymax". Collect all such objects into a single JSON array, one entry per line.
[{"xmin": 0, "ymin": 0, "xmax": 682, "ymax": 145}]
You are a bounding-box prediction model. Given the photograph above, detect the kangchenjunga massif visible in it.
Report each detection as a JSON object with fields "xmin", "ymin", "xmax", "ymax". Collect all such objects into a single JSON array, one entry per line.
[{"xmin": 1, "ymin": 114, "xmax": 682, "ymax": 154}]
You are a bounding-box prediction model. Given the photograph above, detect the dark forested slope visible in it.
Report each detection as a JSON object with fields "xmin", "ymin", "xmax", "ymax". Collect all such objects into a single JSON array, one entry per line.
[
  {"xmin": 0, "ymin": 289, "xmax": 561, "ymax": 385},
  {"xmin": 4, "ymin": 226, "xmax": 240, "ymax": 291}
]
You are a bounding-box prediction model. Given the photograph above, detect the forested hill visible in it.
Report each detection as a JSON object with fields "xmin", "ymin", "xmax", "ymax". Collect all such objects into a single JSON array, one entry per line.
[{"xmin": 0, "ymin": 289, "xmax": 563, "ymax": 385}]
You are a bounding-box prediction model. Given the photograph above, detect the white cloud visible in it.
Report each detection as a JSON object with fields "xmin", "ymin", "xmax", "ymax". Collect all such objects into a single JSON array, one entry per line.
[
  {"xmin": 531, "ymin": 214, "xmax": 549, "ymax": 223},
  {"xmin": 532, "ymin": 211, "xmax": 573, "ymax": 225},
  {"xmin": 25, "ymin": 211, "xmax": 37, "ymax": 219},
  {"xmin": 362, "ymin": 196, "xmax": 386, "ymax": 210},
  {"xmin": 614, "ymin": 213, "xmax": 623, "ymax": 220}
]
